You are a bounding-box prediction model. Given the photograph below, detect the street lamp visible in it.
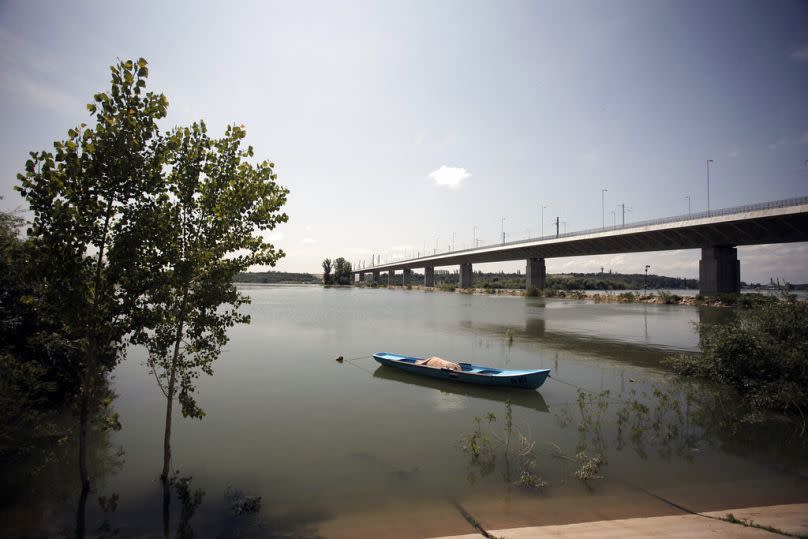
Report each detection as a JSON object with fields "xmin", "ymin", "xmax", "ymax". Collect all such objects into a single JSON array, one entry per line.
[
  {"xmin": 601, "ymin": 188, "xmax": 608, "ymax": 229},
  {"xmin": 501, "ymin": 217, "xmax": 506, "ymax": 244},
  {"xmin": 707, "ymin": 159, "xmax": 714, "ymax": 216},
  {"xmin": 609, "ymin": 210, "xmax": 616, "ymax": 228},
  {"xmin": 452, "ymin": 231, "xmax": 456, "ymax": 252},
  {"xmin": 685, "ymin": 195, "xmax": 691, "ymax": 217},
  {"xmin": 473, "ymin": 226, "xmax": 478, "ymax": 248},
  {"xmin": 644, "ymin": 264, "xmax": 651, "ymax": 294}
]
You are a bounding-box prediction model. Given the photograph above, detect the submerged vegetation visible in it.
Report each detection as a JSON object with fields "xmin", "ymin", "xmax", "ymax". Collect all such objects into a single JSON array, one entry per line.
[{"xmin": 666, "ymin": 296, "xmax": 808, "ymax": 432}]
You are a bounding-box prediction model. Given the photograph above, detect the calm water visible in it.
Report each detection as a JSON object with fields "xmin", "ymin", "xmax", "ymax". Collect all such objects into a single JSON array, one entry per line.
[{"xmin": 6, "ymin": 285, "xmax": 808, "ymax": 538}]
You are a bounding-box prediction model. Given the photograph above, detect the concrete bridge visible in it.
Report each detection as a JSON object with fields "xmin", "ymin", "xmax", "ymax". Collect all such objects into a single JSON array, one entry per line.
[{"xmin": 352, "ymin": 196, "xmax": 808, "ymax": 295}]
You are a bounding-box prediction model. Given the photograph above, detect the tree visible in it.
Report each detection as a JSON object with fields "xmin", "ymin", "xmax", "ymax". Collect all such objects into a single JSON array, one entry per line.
[
  {"xmin": 129, "ymin": 121, "xmax": 288, "ymax": 481},
  {"xmin": 16, "ymin": 59, "xmax": 167, "ymax": 490},
  {"xmin": 333, "ymin": 257, "xmax": 352, "ymax": 285},
  {"xmin": 322, "ymin": 258, "xmax": 332, "ymax": 284}
]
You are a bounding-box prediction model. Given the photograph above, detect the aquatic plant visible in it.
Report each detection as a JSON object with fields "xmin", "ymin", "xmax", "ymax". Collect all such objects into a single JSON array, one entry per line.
[
  {"xmin": 573, "ymin": 452, "xmax": 604, "ymax": 481},
  {"xmin": 666, "ymin": 296, "xmax": 808, "ymax": 433}
]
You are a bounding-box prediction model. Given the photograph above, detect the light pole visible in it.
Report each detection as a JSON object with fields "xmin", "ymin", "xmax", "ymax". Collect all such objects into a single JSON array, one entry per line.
[
  {"xmin": 452, "ymin": 231, "xmax": 456, "ymax": 252},
  {"xmin": 473, "ymin": 226, "xmax": 478, "ymax": 248},
  {"xmin": 501, "ymin": 217, "xmax": 506, "ymax": 244},
  {"xmin": 601, "ymin": 188, "xmax": 608, "ymax": 229},
  {"xmin": 609, "ymin": 210, "xmax": 616, "ymax": 228},
  {"xmin": 685, "ymin": 195, "xmax": 691, "ymax": 216},
  {"xmin": 644, "ymin": 264, "xmax": 650, "ymax": 294},
  {"xmin": 707, "ymin": 159, "xmax": 714, "ymax": 216}
]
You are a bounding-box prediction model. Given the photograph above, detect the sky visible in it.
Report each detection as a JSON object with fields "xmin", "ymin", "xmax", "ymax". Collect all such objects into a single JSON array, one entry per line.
[{"xmin": 1, "ymin": 0, "xmax": 807, "ymax": 283}]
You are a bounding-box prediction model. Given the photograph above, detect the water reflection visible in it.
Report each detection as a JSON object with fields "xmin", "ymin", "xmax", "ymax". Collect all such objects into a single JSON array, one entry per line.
[{"xmin": 372, "ymin": 365, "xmax": 549, "ymax": 413}]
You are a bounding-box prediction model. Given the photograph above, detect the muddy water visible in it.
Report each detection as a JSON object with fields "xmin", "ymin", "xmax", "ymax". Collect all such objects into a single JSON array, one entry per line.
[{"xmin": 5, "ymin": 285, "xmax": 807, "ymax": 538}]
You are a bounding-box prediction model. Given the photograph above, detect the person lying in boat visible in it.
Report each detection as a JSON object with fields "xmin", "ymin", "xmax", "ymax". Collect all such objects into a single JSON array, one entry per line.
[{"xmin": 416, "ymin": 356, "xmax": 461, "ymax": 371}]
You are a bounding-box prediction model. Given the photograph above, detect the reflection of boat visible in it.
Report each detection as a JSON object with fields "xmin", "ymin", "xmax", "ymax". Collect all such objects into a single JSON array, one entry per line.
[
  {"xmin": 372, "ymin": 366, "xmax": 549, "ymax": 413},
  {"xmin": 373, "ymin": 352, "xmax": 550, "ymax": 390}
]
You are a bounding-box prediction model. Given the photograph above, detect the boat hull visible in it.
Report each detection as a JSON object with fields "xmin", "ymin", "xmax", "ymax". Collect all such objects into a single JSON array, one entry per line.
[{"xmin": 372, "ymin": 353, "xmax": 550, "ymax": 390}]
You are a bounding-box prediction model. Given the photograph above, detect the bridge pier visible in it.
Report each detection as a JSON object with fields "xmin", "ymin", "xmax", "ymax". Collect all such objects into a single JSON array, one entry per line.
[
  {"xmin": 424, "ymin": 266, "xmax": 434, "ymax": 287},
  {"xmin": 372, "ymin": 270, "xmax": 380, "ymax": 283},
  {"xmin": 403, "ymin": 268, "xmax": 412, "ymax": 287},
  {"xmin": 699, "ymin": 246, "xmax": 740, "ymax": 294},
  {"xmin": 358, "ymin": 271, "xmax": 365, "ymax": 284},
  {"xmin": 387, "ymin": 270, "xmax": 394, "ymax": 286},
  {"xmin": 526, "ymin": 258, "xmax": 546, "ymax": 290},
  {"xmin": 459, "ymin": 263, "xmax": 473, "ymax": 288}
]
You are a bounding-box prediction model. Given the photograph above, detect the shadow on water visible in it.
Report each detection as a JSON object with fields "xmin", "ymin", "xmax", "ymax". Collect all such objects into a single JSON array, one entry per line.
[{"xmin": 372, "ymin": 365, "xmax": 549, "ymax": 413}]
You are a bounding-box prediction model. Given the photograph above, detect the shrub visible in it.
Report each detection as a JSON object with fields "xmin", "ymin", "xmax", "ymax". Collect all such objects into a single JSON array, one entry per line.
[
  {"xmin": 665, "ymin": 298, "xmax": 808, "ymax": 428},
  {"xmin": 526, "ymin": 286, "xmax": 539, "ymax": 297}
]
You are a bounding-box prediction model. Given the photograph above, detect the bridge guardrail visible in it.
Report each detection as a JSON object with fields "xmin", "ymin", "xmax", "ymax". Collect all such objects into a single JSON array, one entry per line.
[{"xmin": 361, "ymin": 195, "xmax": 808, "ymax": 269}]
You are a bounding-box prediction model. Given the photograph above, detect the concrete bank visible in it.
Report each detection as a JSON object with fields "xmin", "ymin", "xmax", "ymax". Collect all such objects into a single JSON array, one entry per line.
[{"xmin": 430, "ymin": 503, "xmax": 808, "ymax": 538}]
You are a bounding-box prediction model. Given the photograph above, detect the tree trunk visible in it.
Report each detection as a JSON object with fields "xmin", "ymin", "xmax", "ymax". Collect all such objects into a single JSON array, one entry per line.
[
  {"xmin": 78, "ymin": 393, "xmax": 89, "ymax": 490},
  {"xmin": 161, "ymin": 314, "xmax": 186, "ymax": 481}
]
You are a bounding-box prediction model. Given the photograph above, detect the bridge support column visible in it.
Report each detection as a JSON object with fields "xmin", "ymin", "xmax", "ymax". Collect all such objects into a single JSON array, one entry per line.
[
  {"xmin": 358, "ymin": 272, "xmax": 365, "ymax": 284},
  {"xmin": 387, "ymin": 270, "xmax": 394, "ymax": 286},
  {"xmin": 526, "ymin": 258, "xmax": 546, "ymax": 290},
  {"xmin": 372, "ymin": 270, "xmax": 380, "ymax": 283},
  {"xmin": 699, "ymin": 246, "xmax": 740, "ymax": 295},
  {"xmin": 459, "ymin": 263, "xmax": 473, "ymax": 288},
  {"xmin": 424, "ymin": 266, "xmax": 434, "ymax": 287},
  {"xmin": 403, "ymin": 268, "xmax": 412, "ymax": 287}
]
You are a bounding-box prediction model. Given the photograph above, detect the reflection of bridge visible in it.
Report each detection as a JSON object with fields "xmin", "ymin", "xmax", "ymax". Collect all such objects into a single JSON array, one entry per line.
[{"xmin": 353, "ymin": 196, "xmax": 808, "ymax": 295}]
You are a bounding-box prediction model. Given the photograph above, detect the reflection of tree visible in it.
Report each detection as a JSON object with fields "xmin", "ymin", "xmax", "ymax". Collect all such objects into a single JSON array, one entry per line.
[{"xmin": 0, "ymin": 381, "xmax": 124, "ymax": 538}]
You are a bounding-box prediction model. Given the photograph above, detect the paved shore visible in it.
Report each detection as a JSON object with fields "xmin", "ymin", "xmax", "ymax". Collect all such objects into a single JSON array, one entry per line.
[{"xmin": 430, "ymin": 502, "xmax": 808, "ymax": 538}]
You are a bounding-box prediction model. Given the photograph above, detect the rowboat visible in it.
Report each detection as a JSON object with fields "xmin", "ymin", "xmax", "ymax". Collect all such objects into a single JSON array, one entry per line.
[{"xmin": 372, "ymin": 352, "xmax": 550, "ymax": 390}]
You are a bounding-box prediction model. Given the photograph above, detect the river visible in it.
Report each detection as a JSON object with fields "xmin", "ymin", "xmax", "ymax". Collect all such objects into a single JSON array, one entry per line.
[{"xmin": 6, "ymin": 285, "xmax": 808, "ymax": 538}]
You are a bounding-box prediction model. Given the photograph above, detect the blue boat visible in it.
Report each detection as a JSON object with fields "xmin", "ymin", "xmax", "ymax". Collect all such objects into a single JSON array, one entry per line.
[{"xmin": 372, "ymin": 352, "xmax": 550, "ymax": 390}]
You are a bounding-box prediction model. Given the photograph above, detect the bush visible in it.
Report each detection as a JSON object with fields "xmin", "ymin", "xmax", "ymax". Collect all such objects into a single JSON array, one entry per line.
[
  {"xmin": 526, "ymin": 286, "xmax": 539, "ymax": 297},
  {"xmin": 665, "ymin": 298, "xmax": 808, "ymax": 427}
]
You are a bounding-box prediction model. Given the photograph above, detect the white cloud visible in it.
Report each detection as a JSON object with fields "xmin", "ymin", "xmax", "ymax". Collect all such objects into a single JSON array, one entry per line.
[
  {"xmin": 301, "ymin": 237, "xmax": 316, "ymax": 245},
  {"xmin": 428, "ymin": 165, "xmax": 470, "ymax": 189},
  {"xmin": 728, "ymin": 149, "xmax": 739, "ymax": 158},
  {"xmin": 791, "ymin": 46, "xmax": 808, "ymax": 62},
  {"xmin": 799, "ymin": 131, "xmax": 808, "ymax": 145},
  {"xmin": 769, "ymin": 137, "xmax": 787, "ymax": 150}
]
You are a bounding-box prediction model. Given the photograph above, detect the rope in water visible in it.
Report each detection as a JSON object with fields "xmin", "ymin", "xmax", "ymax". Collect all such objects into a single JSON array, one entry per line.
[{"xmin": 547, "ymin": 373, "xmax": 600, "ymax": 394}]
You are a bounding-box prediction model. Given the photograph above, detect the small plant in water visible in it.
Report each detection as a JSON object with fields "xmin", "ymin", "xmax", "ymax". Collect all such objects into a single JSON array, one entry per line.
[
  {"xmin": 505, "ymin": 328, "xmax": 514, "ymax": 344},
  {"xmin": 225, "ymin": 486, "xmax": 262, "ymax": 515},
  {"xmin": 574, "ymin": 451, "xmax": 604, "ymax": 481}
]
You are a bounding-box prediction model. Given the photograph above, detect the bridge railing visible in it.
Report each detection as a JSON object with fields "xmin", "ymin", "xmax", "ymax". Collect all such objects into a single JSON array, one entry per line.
[{"xmin": 360, "ymin": 195, "xmax": 808, "ymax": 270}]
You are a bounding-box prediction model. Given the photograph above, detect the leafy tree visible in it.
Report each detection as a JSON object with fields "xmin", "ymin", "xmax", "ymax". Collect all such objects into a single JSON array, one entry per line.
[
  {"xmin": 322, "ymin": 258, "xmax": 333, "ymax": 285},
  {"xmin": 16, "ymin": 59, "xmax": 167, "ymax": 490},
  {"xmin": 333, "ymin": 257, "xmax": 352, "ymax": 285},
  {"xmin": 129, "ymin": 121, "xmax": 288, "ymax": 480}
]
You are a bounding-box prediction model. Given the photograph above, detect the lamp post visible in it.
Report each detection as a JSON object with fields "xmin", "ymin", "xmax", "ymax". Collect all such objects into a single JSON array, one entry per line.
[
  {"xmin": 473, "ymin": 226, "xmax": 478, "ymax": 248},
  {"xmin": 685, "ymin": 195, "xmax": 691, "ymax": 217},
  {"xmin": 601, "ymin": 188, "xmax": 608, "ymax": 229},
  {"xmin": 707, "ymin": 159, "xmax": 714, "ymax": 216},
  {"xmin": 609, "ymin": 210, "xmax": 616, "ymax": 228},
  {"xmin": 501, "ymin": 217, "xmax": 506, "ymax": 244},
  {"xmin": 452, "ymin": 231, "xmax": 456, "ymax": 252}
]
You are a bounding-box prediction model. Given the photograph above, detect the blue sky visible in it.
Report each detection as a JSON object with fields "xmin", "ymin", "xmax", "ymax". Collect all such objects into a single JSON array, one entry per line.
[{"xmin": 1, "ymin": 1, "xmax": 807, "ymax": 282}]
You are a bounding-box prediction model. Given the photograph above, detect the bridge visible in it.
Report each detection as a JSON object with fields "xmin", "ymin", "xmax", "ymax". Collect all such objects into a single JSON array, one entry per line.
[{"xmin": 352, "ymin": 196, "xmax": 808, "ymax": 295}]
